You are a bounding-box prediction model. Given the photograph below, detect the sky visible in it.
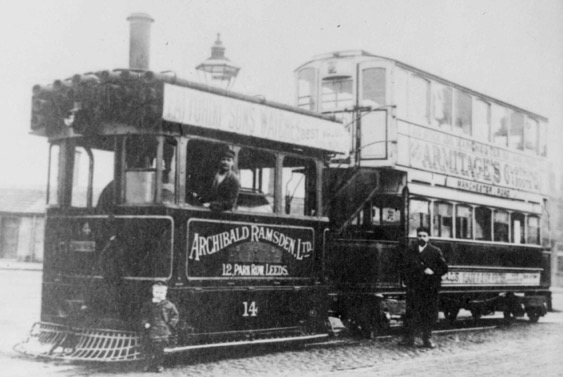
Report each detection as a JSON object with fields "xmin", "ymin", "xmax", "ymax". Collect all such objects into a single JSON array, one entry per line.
[{"xmin": 0, "ymin": 0, "xmax": 562, "ymax": 188}]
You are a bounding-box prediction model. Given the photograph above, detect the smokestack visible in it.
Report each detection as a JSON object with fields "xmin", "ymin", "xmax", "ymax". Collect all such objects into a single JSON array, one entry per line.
[{"xmin": 126, "ymin": 12, "xmax": 154, "ymax": 70}]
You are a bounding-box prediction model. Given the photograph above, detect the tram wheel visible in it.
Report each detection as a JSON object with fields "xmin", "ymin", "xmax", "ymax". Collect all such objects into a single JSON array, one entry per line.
[
  {"xmin": 470, "ymin": 309, "xmax": 482, "ymax": 322},
  {"xmin": 526, "ymin": 310, "xmax": 540, "ymax": 323},
  {"xmin": 444, "ymin": 308, "xmax": 460, "ymax": 323},
  {"xmin": 503, "ymin": 310, "xmax": 517, "ymax": 325}
]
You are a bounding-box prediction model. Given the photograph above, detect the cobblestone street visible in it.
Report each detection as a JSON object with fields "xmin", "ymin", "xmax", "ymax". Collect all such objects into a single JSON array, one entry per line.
[{"xmin": 2, "ymin": 269, "xmax": 562, "ymax": 377}]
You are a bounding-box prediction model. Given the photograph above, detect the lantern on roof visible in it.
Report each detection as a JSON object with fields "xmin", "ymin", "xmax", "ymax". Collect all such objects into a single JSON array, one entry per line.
[{"xmin": 196, "ymin": 34, "xmax": 240, "ymax": 90}]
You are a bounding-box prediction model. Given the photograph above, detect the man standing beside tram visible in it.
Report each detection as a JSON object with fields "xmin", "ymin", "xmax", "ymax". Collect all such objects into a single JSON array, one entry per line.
[{"xmin": 400, "ymin": 226, "xmax": 448, "ymax": 348}]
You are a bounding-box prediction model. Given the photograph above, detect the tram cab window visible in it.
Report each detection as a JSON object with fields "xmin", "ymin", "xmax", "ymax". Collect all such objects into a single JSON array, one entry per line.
[
  {"xmin": 475, "ymin": 206, "xmax": 492, "ymax": 241},
  {"xmin": 433, "ymin": 202, "xmax": 453, "ymax": 238},
  {"xmin": 51, "ymin": 137, "xmax": 114, "ymax": 208},
  {"xmin": 525, "ymin": 118, "xmax": 539, "ymax": 154},
  {"xmin": 185, "ymin": 139, "xmax": 237, "ymax": 207},
  {"xmin": 512, "ymin": 212, "xmax": 525, "ymax": 244},
  {"xmin": 509, "ymin": 112, "xmax": 525, "ymax": 151},
  {"xmin": 492, "ymin": 104, "xmax": 509, "ymax": 147},
  {"xmin": 238, "ymin": 147, "xmax": 275, "ymax": 213},
  {"xmin": 370, "ymin": 195, "xmax": 402, "ymax": 240},
  {"xmin": 123, "ymin": 136, "xmax": 177, "ymax": 205},
  {"xmin": 297, "ymin": 68, "xmax": 317, "ymax": 111},
  {"xmin": 361, "ymin": 67, "xmax": 386, "ymax": 108},
  {"xmin": 47, "ymin": 144, "xmax": 60, "ymax": 206},
  {"xmin": 409, "ymin": 198, "xmax": 430, "ymax": 237},
  {"xmin": 431, "ymin": 82, "xmax": 452, "ymax": 130},
  {"xmin": 494, "ymin": 210, "xmax": 509, "ymax": 242},
  {"xmin": 455, "ymin": 205, "xmax": 473, "ymax": 239},
  {"xmin": 409, "ymin": 76, "xmax": 430, "ymax": 125},
  {"xmin": 282, "ymin": 156, "xmax": 317, "ymax": 216},
  {"xmin": 453, "ymin": 90, "xmax": 472, "ymax": 136},
  {"xmin": 527, "ymin": 216, "xmax": 540, "ymax": 245},
  {"xmin": 321, "ymin": 77, "xmax": 353, "ymax": 111}
]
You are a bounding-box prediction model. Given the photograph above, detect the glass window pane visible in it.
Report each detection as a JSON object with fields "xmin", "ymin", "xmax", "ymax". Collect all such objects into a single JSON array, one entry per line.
[
  {"xmin": 72, "ymin": 144, "xmax": 114, "ymax": 208},
  {"xmin": 282, "ymin": 156, "xmax": 317, "ymax": 216},
  {"xmin": 361, "ymin": 67, "xmax": 386, "ymax": 108},
  {"xmin": 492, "ymin": 104, "xmax": 508, "ymax": 147},
  {"xmin": 409, "ymin": 76, "xmax": 429, "ymax": 125},
  {"xmin": 512, "ymin": 212, "xmax": 525, "ymax": 244},
  {"xmin": 394, "ymin": 68, "xmax": 408, "ymax": 119},
  {"xmin": 524, "ymin": 117, "xmax": 538, "ymax": 153},
  {"xmin": 509, "ymin": 112, "xmax": 524, "ymax": 150},
  {"xmin": 48, "ymin": 144, "xmax": 60, "ymax": 206},
  {"xmin": 539, "ymin": 121, "xmax": 548, "ymax": 156},
  {"xmin": 431, "ymin": 82, "xmax": 452, "ymax": 130},
  {"xmin": 409, "ymin": 198, "xmax": 430, "ymax": 236},
  {"xmin": 433, "ymin": 202, "xmax": 453, "ymax": 238},
  {"xmin": 494, "ymin": 210, "xmax": 509, "ymax": 242},
  {"xmin": 454, "ymin": 90, "xmax": 472, "ymax": 135},
  {"xmin": 321, "ymin": 78, "xmax": 353, "ymax": 110},
  {"xmin": 297, "ymin": 68, "xmax": 317, "ymax": 111},
  {"xmin": 456, "ymin": 205, "xmax": 473, "ymax": 239},
  {"xmin": 186, "ymin": 139, "xmax": 239, "ymax": 211},
  {"xmin": 238, "ymin": 148, "xmax": 275, "ymax": 213},
  {"xmin": 475, "ymin": 207, "xmax": 491, "ymax": 241},
  {"xmin": 473, "ymin": 99, "xmax": 490, "ymax": 141},
  {"xmin": 527, "ymin": 216, "xmax": 540, "ymax": 244}
]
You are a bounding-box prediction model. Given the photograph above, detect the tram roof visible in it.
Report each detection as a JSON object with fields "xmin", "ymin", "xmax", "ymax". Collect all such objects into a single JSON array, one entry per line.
[
  {"xmin": 31, "ymin": 69, "xmax": 348, "ymax": 154},
  {"xmin": 296, "ymin": 50, "xmax": 547, "ymax": 122}
]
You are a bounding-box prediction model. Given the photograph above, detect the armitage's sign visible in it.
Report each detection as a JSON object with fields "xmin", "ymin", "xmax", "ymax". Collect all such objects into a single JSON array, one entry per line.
[
  {"xmin": 400, "ymin": 124, "xmax": 547, "ymax": 196},
  {"xmin": 187, "ymin": 219, "xmax": 314, "ymax": 278}
]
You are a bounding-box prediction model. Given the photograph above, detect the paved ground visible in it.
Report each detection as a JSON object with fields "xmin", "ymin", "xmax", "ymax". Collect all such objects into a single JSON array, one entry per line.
[{"xmin": 1, "ymin": 269, "xmax": 562, "ymax": 377}]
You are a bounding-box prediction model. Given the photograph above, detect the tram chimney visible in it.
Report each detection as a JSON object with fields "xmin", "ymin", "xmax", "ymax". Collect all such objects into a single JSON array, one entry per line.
[{"xmin": 126, "ymin": 12, "xmax": 154, "ymax": 70}]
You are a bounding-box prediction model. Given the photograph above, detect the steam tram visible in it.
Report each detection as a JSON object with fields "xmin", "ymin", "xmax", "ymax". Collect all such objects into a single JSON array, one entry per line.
[
  {"xmin": 17, "ymin": 68, "xmax": 347, "ymax": 361},
  {"xmin": 295, "ymin": 50, "xmax": 551, "ymax": 336}
]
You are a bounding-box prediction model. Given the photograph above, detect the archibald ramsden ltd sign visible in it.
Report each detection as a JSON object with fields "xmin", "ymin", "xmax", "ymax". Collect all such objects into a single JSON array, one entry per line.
[{"xmin": 187, "ymin": 219, "xmax": 315, "ymax": 279}]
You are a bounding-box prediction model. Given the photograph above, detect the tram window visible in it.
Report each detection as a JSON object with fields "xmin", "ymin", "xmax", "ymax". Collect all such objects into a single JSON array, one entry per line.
[
  {"xmin": 71, "ymin": 140, "xmax": 114, "ymax": 208},
  {"xmin": 361, "ymin": 67, "xmax": 386, "ymax": 108},
  {"xmin": 473, "ymin": 99, "xmax": 491, "ymax": 142},
  {"xmin": 433, "ymin": 202, "xmax": 453, "ymax": 238},
  {"xmin": 321, "ymin": 77, "xmax": 353, "ymax": 111},
  {"xmin": 455, "ymin": 205, "xmax": 473, "ymax": 239},
  {"xmin": 394, "ymin": 68, "xmax": 408, "ymax": 119},
  {"xmin": 492, "ymin": 104, "xmax": 508, "ymax": 147},
  {"xmin": 431, "ymin": 82, "xmax": 452, "ymax": 130},
  {"xmin": 524, "ymin": 117, "xmax": 538, "ymax": 154},
  {"xmin": 124, "ymin": 135, "xmax": 158, "ymax": 204},
  {"xmin": 282, "ymin": 156, "xmax": 317, "ymax": 216},
  {"xmin": 48, "ymin": 144, "xmax": 60, "ymax": 206},
  {"xmin": 538, "ymin": 121, "xmax": 547, "ymax": 157},
  {"xmin": 122, "ymin": 136, "xmax": 177, "ymax": 205},
  {"xmin": 408, "ymin": 198, "xmax": 430, "ymax": 237},
  {"xmin": 493, "ymin": 210, "xmax": 509, "ymax": 242},
  {"xmin": 453, "ymin": 90, "xmax": 472, "ymax": 136},
  {"xmin": 475, "ymin": 206, "xmax": 492, "ymax": 241},
  {"xmin": 527, "ymin": 216, "xmax": 540, "ymax": 245},
  {"xmin": 238, "ymin": 148, "xmax": 275, "ymax": 213},
  {"xmin": 297, "ymin": 68, "xmax": 317, "ymax": 111},
  {"xmin": 409, "ymin": 75, "xmax": 430, "ymax": 125},
  {"xmin": 512, "ymin": 212, "xmax": 525, "ymax": 244},
  {"xmin": 185, "ymin": 139, "xmax": 238, "ymax": 208},
  {"xmin": 509, "ymin": 112, "xmax": 524, "ymax": 151}
]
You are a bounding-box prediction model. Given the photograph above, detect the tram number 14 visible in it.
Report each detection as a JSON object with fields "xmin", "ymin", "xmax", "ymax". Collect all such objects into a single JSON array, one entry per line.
[{"xmin": 242, "ymin": 301, "xmax": 258, "ymax": 317}]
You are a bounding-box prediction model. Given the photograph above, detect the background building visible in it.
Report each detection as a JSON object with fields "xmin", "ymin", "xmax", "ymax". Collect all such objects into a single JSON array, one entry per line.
[{"xmin": 0, "ymin": 188, "xmax": 45, "ymax": 262}]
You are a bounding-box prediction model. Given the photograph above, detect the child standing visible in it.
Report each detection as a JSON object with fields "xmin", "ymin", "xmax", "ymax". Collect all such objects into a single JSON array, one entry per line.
[{"xmin": 141, "ymin": 281, "xmax": 179, "ymax": 373}]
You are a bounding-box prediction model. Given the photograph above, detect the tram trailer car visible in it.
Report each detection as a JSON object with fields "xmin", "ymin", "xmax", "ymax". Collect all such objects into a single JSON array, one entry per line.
[
  {"xmin": 15, "ymin": 15, "xmax": 349, "ymax": 362},
  {"xmin": 295, "ymin": 51, "xmax": 551, "ymax": 336}
]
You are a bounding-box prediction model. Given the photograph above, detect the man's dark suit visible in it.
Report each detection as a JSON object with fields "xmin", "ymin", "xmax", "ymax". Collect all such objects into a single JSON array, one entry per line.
[
  {"xmin": 402, "ymin": 242, "xmax": 448, "ymax": 343},
  {"xmin": 207, "ymin": 170, "xmax": 240, "ymax": 211}
]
